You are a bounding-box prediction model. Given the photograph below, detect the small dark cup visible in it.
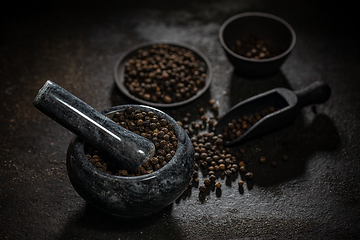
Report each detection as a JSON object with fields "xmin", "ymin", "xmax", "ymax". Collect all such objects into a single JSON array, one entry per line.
[
  {"xmin": 219, "ymin": 12, "xmax": 296, "ymax": 78},
  {"xmin": 66, "ymin": 105, "xmax": 194, "ymax": 218}
]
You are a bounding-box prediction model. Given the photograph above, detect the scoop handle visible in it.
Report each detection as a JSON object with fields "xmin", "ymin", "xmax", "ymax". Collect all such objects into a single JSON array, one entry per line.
[
  {"xmin": 294, "ymin": 81, "xmax": 331, "ymax": 109},
  {"xmin": 33, "ymin": 80, "xmax": 155, "ymax": 173}
]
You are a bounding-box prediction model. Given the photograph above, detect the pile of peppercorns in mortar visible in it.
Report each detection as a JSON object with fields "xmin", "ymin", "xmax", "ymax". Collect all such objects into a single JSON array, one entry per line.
[{"xmin": 86, "ymin": 106, "xmax": 178, "ymax": 176}]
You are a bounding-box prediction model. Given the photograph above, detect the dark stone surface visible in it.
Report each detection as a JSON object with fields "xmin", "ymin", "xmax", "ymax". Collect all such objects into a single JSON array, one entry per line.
[
  {"xmin": 1, "ymin": 0, "xmax": 359, "ymax": 239},
  {"xmin": 33, "ymin": 81, "xmax": 156, "ymax": 173}
]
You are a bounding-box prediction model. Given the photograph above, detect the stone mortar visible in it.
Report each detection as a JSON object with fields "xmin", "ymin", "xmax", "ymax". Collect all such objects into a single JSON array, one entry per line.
[{"xmin": 66, "ymin": 104, "xmax": 194, "ymax": 218}]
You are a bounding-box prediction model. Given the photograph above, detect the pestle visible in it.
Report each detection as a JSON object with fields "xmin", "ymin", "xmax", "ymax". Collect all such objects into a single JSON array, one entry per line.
[{"xmin": 33, "ymin": 80, "xmax": 156, "ymax": 173}]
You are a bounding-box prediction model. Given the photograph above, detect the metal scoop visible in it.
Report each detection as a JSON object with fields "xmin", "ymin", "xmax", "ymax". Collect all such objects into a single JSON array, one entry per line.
[
  {"xmin": 33, "ymin": 80, "xmax": 156, "ymax": 173},
  {"xmin": 214, "ymin": 81, "xmax": 331, "ymax": 145}
]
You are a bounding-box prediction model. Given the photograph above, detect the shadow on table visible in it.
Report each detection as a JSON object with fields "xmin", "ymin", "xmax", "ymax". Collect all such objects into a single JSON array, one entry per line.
[
  {"xmin": 237, "ymin": 112, "xmax": 340, "ymax": 189},
  {"xmin": 58, "ymin": 202, "xmax": 183, "ymax": 240},
  {"xmin": 221, "ymin": 70, "xmax": 340, "ymax": 188},
  {"xmin": 229, "ymin": 70, "xmax": 293, "ymax": 107}
]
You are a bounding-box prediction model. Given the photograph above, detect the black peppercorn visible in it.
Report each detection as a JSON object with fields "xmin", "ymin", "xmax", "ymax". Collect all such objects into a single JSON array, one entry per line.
[
  {"xmin": 224, "ymin": 170, "xmax": 232, "ymax": 176},
  {"xmin": 245, "ymin": 172, "xmax": 253, "ymax": 180},
  {"xmin": 219, "ymin": 164, "xmax": 226, "ymax": 171},
  {"xmin": 199, "ymin": 185, "xmax": 206, "ymax": 192},
  {"xmin": 230, "ymin": 35, "xmax": 285, "ymax": 60},
  {"xmin": 204, "ymin": 178, "xmax": 211, "ymax": 187}
]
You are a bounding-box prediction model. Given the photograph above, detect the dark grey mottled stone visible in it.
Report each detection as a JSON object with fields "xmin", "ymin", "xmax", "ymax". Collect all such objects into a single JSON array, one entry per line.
[
  {"xmin": 66, "ymin": 105, "xmax": 195, "ymax": 218},
  {"xmin": 33, "ymin": 81, "xmax": 155, "ymax": 173}
]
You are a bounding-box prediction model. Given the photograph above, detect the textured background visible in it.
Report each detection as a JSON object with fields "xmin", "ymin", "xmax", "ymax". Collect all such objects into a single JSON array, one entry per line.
[{"xmin": 1, "ymin": 0, "xmax": 359, "ymax": 239}]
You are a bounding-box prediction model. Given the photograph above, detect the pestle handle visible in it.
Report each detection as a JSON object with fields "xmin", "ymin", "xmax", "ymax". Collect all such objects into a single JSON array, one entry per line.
[
  {"xmin": 33, "ymin": 80, "xmax": 155, "ymax": 173},
  {"xmin": 294, "ymin": 81, "xmax": 331, "ymax": 109}
]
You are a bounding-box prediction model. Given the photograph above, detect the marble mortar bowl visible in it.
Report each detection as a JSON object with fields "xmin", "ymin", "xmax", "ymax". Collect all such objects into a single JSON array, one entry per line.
[{"xmin": 66, "ymin": 104, "xmax": 194, "ymax": 218}]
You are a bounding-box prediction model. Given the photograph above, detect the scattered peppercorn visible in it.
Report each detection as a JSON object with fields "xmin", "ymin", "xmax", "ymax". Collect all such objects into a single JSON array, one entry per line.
[
  {"xmin": 199, "ymin": 107, "xmax": 205, "ymax": 114},
  {"xmin": 204, "ymin": 178, "xmax": 211, "ymax": 187},
  {"xmin": 211, "ymin": 104, "xmax": 219, "ymax": 113},
  {"xmin": 199, "ymin": 185, "xmax": 206, "ymax": 192},
  {"xmin": 245, "ymin": 172, "xmax": 253, "ymax": 180},
  {"xmin": 177, "ymin": 101, "xmax": 289, "ymax": 196},
  {"xmin": 209, "ymin": 174, "xmax": 216, "ymax": 182},
  {"xmin": 259, "ymin": 156, "xmax": 266, "ymax": 164}
]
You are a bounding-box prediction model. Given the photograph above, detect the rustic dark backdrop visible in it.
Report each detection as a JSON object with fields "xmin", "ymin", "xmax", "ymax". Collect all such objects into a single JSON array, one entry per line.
[{"xmin": 1, "ymin": 0, "xmax": 359, "ymax": 239}]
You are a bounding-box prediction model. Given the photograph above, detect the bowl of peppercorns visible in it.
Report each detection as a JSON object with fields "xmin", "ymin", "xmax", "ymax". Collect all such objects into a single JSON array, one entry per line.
[
  {"xmin": 66, "ymin": 105, "xmax": 194, "ymax": 218},
  {"xmin": 114, "ymin": 42, "xmax": 212, "ymax": 107},
  {"xmin": 219, "ymin": 12, "xmax": 296, "ymax": 77}
]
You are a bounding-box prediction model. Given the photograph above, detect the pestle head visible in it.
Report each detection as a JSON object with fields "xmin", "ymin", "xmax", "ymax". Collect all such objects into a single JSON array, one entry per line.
[{"xmin": 33, "ymin": 80, "xmax": 155, "ymax": 173}]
